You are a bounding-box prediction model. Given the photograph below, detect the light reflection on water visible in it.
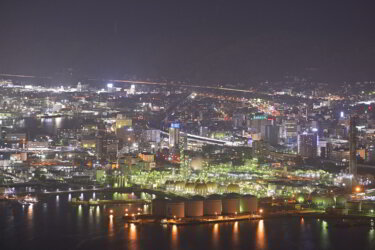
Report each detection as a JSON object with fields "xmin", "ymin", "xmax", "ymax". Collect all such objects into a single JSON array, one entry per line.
[
  {"xmin": 27, "ymin": 204, "xmax": 33, "ymax": 222},
  {"xmin": 3, "ymin": 193, "xmax": 375, "ymax": 250},
  {"xmin": 256, "ymin": 220, "xmax": 266, "ymax": 250},
  {"xmin": 171, "ymin": 225, "xmax": 178, "ymax": 249},
  {"xmin": 129, "ymin": 223, "xmax": 137, "ymax": 241},
  {"xmin": 213, "ymin": 223, "xmax": 219, "ymax": 248},
  {"xmin": 108, "ymin": 215, "xmax": 115, "ymax": 239},
  {"xmin": 321, "ymin": 220, "xmax": 329, "ymax": 249},
  {"xmin": 233, "ymin": 221, "xmax": 239, "ymax": 245}
]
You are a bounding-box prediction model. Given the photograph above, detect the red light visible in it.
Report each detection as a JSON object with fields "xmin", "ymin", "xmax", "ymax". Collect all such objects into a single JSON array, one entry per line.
[{"xmin": 369, "ymin": 106, "xmax": 372, "ymax": 111}]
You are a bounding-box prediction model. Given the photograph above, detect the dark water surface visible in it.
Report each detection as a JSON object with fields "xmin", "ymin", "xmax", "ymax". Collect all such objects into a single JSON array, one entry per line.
[{"xmin": 1, "ymin": 193, "xmax": 375, "ymax": 250}]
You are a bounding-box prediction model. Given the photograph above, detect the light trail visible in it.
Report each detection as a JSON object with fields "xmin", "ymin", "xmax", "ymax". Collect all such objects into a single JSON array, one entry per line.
[{"xmin": 0, "ymin": 73, "xmax": 52, "ymax": 79}]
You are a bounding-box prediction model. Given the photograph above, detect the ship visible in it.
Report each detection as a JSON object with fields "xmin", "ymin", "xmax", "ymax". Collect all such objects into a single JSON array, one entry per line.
[{"xmin": 17, "ymin": 195, "xmax": 39, "ymax": 206}]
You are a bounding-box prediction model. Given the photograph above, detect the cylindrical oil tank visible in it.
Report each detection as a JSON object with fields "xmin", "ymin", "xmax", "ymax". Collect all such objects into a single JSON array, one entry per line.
[
  {"xmin": 185, "ymin": 196, "xmax": 204, "ymax": 217},
  {"xmin": 227, "ymin": 184, "xmax": 240, "ymax": 193},
  {"xmin": 222, "ymin": 193, "xmax": 240, "ymax": 214},
  {"xmin": 165, "ymin": 180, "xmax": 175, "ymax": 191},
  {"xmin": 185, "ymin": 182, "xmax": 195, "ymax": 193},
  {"xmin": 175, "ymin": 181, "xmax": 186, "ymax": 191},
  {"xmin": 240, "ymin": 195, "xmax": 258, "ymax": 213},
  {"xmin": 206, "ymin": 181, "xmax": 218, "ymax": 193},
  {"xmin": 152, "ymin": 199, "xmax": 167, "ymax": 217},
  {"xmin": 204, "ymin": 195, "xmax": 222, "ymax": 215},
  {"xmin": 195, "ymin": 183, "xmax": 208, "ymax": 195},
  {"xmin": 166, "ymin": 201, "xmax": 185, "ymax": 218}
]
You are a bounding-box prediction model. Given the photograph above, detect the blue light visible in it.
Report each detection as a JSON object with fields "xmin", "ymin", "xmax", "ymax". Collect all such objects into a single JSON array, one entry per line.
[{"xmin": 171, "ymin": 123, "xmax": 180, "ymax": 129}]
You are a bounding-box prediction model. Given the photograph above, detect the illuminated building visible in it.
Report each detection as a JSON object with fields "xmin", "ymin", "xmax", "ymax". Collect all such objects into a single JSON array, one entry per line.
[
  {"xmin": 4, "ymin": 133, "xmax": 27, "ymax": 149},
  {"xmin": 143, "ymin": 129, "xmax": 160, "ymax": 143},
  {"xmin": 283, "ymin": 119, "xmax": 298, "ymax": 144},
  {"xmin": 115, "ymin": 115, "xmax": 132, "ymax": 133},
  {"xmin": 247, "ymin": 114, "xmax": 272, "ymax": 133},
  {"xmin": 81, "ymin": 137, "xmax": 96, "ymax": 149},
  {"xmin": 199, "ymin": 126, "xmax": 209, "ymax": 137},
  {"xmin": 169, "ymin": 123, "xmax": 180, "ymax": 149},
  {"xmin": 297, "ymin": 133, "xmax": 318, "ymax": 158},
  {"xmin": 233, "ymin": 113, "xmax": 246, "ymax": 129},
  {"xmin": 263, "ymin": 125, "xmax": 280, "ymax": 146},
  {"xmin": 107, "ymin": 83, "xmax": 114, "ymax": 92}
]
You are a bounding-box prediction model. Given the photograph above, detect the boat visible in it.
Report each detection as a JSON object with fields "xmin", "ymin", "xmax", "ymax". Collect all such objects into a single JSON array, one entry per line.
[{"xmin": 17, "ymin": 195, "xmax": 39, "ymax": 206}]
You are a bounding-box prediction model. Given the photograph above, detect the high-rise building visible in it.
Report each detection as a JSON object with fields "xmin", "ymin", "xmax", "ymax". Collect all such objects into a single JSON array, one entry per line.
[
  {"xmin": 115, "ymin": 114, "xmax": 133, "ymax": 139},
  {"xmin": 143, "ymin": 129, "xmax": 161, "ymax": 143},
  {"xmin": 263, "ymin": 125, "xmax": 280, "ymax": 146},
  {"xmin": 199, "ymin": 126, "xmax": 209, "ymax": 137},
  {"xmin": 233, "ymin": 113, "xmax": 246, "ymax": 129},
  {"xmin": 298, "ymin": 133, "xmax": 318, "ymax": 158},
  {"xmin": 169, "ymin": 123, "xmax": 180, "ymax": 149},
  {"xmin": 349, "ymin": 116, "xmax": 357, "ymax": 179},
  {"xmin": 77, "ymin": 82, "xmax": 82, "ymax": 92},
  {"xmin": 247, "ymin": 114, "xmax": 272, "ymax": 133},
  {"xmin": 283, "ymin": 119, "xmax": 299, "ymax": 144}
]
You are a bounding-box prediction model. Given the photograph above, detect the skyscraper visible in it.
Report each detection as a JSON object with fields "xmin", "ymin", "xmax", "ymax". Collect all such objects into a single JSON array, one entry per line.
[
  {"xmin": 349, "ymin": 116, "xmax": 357, "ymax": 180},
  {"xmin": 169, "ymin": 123, "xmax": 180, "ymax": 149},
  {"xmin": 263, "ymin": 125, "xmax": 280, "ymax": 146},
  {"xmin": 297, "ymin": 133, "xmax": 318, "ymax": 158}
]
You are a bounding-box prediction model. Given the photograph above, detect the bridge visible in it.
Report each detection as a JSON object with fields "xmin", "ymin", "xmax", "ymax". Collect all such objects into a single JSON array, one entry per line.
[{"xmin": 159, "ymin": 130, "xmax": 236, "ymax": 146}]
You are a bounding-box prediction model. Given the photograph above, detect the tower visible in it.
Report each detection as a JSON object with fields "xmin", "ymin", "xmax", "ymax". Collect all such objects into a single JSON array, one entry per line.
[{"xmin": 349, "ymin": 116, "xmax": 357, "ymax": 181}]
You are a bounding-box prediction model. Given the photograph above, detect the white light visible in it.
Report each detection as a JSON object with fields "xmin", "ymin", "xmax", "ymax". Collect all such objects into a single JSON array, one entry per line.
[{"xmin": 107, "ymin": 83, "xmax": 113, "ymax": 88}]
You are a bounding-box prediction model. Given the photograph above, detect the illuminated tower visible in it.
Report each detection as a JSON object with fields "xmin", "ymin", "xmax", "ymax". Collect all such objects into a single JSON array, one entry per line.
[{"xmin": 349, "ymin": 116, "xmax": 357, "ymax": 180}]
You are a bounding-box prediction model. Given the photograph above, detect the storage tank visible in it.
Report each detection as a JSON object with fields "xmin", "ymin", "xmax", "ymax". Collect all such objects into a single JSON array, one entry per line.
[
  {"xmin": 206, "ymin": 181, "xmax": 218, "ymax": 193},
  {"xmin": 240, "ymin": 194, "xmax": 258, "ymax": 213},
  {"xmin": 185, "ymin": 182, "xmax": 195, "ymax": 193},
  {"xmin": 175, "ymin": 181, "xmax": 186, "ymax": 191},
  {"xmin": 227, "ymin": 184, "xmax": 240, "ymax": 193},
  {"xmin": 222, "ymin": 193, "xmax": 240, "ymax": 214},
  {"xmin": 152, "ymin": 198, "xmax": 167, "ymax": 217},
  {"xmin": 217, "ymin": 185, "xmax": 227, "ymax": 193},
  {"xmin": 165, "ymin": 180, "xmax": 175, "ymax": 191},
  {"xmin": 204, "ymin": 194, "xmax": 222, "ymax": 215},
  {"xmin": 166, "ymin": 200, "xmax": 185, "ymax": 218},
  {"xmin": 185, "ymin": 196, "xmax": 204, "ymax": 217},
  {"xmin": 195, "ymin": 183, "xmax": 208, "ymax": 195}
]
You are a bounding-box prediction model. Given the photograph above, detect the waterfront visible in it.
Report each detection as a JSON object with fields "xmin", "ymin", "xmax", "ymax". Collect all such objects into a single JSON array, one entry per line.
[{"xmin": 1, "ymin": 195, "xmax": 375, "ymax": 250}]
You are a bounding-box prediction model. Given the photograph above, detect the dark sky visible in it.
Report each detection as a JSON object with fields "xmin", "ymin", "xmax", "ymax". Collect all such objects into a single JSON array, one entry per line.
[{"xmin": 1, "ymin": 1, "xmax": 375, "ymax": 84}]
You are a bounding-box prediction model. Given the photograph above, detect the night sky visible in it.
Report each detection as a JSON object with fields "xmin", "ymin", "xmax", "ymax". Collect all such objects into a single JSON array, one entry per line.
[{"xmin": 0, "ymin": 1, "xmax": 375, "ymax": 84}]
